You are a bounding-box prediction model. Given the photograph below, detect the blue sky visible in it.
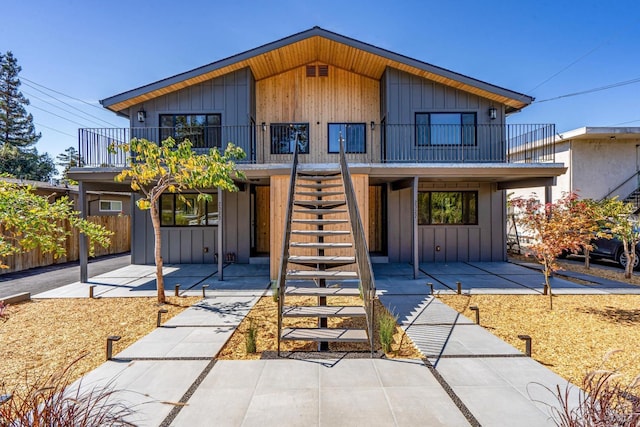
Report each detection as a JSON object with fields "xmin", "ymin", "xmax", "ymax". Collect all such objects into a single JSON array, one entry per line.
[{"xmin": 2, "ymin": 0, "xmax": 640, "ymax": 174}]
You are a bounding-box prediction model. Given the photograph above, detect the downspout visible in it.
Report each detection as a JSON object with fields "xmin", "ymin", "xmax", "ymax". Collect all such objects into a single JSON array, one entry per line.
[{"xmin": 79, "ymin": 180, "xmax": 88, "ymax": 283}]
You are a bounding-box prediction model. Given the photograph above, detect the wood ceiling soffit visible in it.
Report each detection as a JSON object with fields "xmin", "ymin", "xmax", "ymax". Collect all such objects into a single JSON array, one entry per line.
[{"xmin": 108, "ymin": 35, "xmax": 526, "ymax": 112}]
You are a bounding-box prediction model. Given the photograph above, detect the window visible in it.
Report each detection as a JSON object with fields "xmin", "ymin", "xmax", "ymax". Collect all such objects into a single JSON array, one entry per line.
[
  {"xmin": 99, "ymin": 200, "xmax": 122, "ymax": 212},
  {"xmin": 270, "ymin": 123, "xmax": 309, "ymax": 154},
  {"xmin": 328, "ymin": 123, "xmax": 366, "ymax": 153},
  {"xmin": 159, "ymin": 114, "xmax": 221, "ymax": 149},
  {"xmin": 416, "ymin": 113, "xmax": 476, "ymax": 146},
  {"xmin": 418, "ymin": 191, "xmax": 477, "ymax": 225},
  {"xmin": 160, "ymin": 193, "xmax": 218, "ymax": 226}
]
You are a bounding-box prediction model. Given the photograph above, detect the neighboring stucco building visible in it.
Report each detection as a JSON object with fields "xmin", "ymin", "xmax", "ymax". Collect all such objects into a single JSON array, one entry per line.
[
  {"xmin": 510, "ymin": 127, "xmax": 640, "ymax": 204},
  {"xmin": 70, "ymin": 27, "xmax": 564, "ymax": 281}
]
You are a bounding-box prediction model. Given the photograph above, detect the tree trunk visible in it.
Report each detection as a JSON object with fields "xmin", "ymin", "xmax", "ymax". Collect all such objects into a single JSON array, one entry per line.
[
  {"xmin": 624, "ymin": 242, "xmax": 632, "ymax": 280},
  {"xmin": 150, "ymin": 204, "xmax": 165, "ymax": 304},
  {"xmin": 584, "ymin": 248, "xmax": 590, "ymax": 269},
  {"xmin": 544, "ymin": 260, "xmax": 553, "ymax": 310}
]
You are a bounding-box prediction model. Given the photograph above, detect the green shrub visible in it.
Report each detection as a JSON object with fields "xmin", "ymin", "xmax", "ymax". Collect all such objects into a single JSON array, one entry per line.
[
  {"xmin": 245, "ymin": 318, "xmax": 257, "ymax": 354},
  {"xmin": 379, "ymin": 310, "xmax": 397, "ymax": 353}
]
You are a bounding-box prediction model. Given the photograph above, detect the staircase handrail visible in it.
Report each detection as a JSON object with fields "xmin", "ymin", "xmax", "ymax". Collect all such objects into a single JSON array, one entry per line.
[
  {"xmin": 601, "ymin": 171, "xmax": 640, "ymax": 201},
  {"xmin": 338, "ymin": 138, "xmax": 376, "ymax": 355},
  {"xmin": 276, "ymin": 136, "xmax": 300, "ymax": 355}
]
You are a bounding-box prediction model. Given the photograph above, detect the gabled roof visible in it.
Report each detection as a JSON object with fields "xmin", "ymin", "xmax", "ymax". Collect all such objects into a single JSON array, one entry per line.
[{"xmin": 101, "ymin": 26, "xmax": 533, "ymax": 115}]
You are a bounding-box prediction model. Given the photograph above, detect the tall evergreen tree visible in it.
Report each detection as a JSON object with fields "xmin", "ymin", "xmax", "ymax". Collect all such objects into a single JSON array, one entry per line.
[{"xmin": 0, "ymin": 51, "xmax": 41, "ymax": 148}]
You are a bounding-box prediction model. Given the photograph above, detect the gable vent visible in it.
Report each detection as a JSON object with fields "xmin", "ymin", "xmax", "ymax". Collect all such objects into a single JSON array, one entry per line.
[
  {"xmin": 318, "ymin": 65, "xmax": 329, "ymax": 77},
  {"xmin": 306, "ymin": 65, "xmax": 316, "ymax": 77}
]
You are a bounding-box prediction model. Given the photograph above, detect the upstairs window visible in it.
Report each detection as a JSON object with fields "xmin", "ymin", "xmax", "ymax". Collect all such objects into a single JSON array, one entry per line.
[
  {"xmin": 418, "ymin": 191, "xmax": 478, "ymax": 225},
  {"xmin": 416, "ymin": 113, "xmax": 476, "ymax": 146},
  {"xmin": 328, "ymin": 123, "xmax": 366, "ymax": 153},
  {"xmin": 160, "ymin": 114, "xmax": 221, "ymax": 149},
  {"xmin": 270, "ymin": 123, "xmax": 309, "ymax": 154},
  {"xmin": 160, "ymin": 193, "xmax": 218, "ymax": 226}
]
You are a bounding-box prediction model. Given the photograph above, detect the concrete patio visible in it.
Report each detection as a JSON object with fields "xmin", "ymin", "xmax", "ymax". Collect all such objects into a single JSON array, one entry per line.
[{"xmin": 32, "ymin": 260, "xmax": 635, "ymax": 426}]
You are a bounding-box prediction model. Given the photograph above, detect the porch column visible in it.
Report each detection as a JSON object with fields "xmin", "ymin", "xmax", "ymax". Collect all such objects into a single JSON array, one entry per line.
[
  {"xmin": 217, "ymin": 187, "xmax": 223, "ymax": 281},
  {"xmin": 544, "ymin": 185, "xmax": 553, "ymax": 205},
  {"xmin": 78, "ymin": 180, "xmax": 88, "ymax": 283},
  {"xmin": 412, "ymin": 176, "xmax": 419, "ymax": 279}
]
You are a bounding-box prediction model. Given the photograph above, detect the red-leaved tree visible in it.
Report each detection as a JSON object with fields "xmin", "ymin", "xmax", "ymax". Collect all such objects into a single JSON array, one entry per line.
[{"xmin": 511, "ymin": 192, "xmax": 594, "ymax": 309}]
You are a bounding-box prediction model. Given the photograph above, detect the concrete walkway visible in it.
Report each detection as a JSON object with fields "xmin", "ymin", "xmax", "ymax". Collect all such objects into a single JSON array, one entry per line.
[{"xmin": 33, "ymin": 261, "xmax": 632, "ymax": 426}]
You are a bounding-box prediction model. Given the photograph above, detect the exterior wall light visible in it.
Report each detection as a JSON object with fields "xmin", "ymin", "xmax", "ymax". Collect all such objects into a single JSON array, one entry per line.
[
  {"xmin": 137, "ymin": 107, "xmax": 146, "ymax": 123},
  {"xmin": 261, "ymin": 122, "xmax": 266, "ymax": 132},
  {"xmin": 370, "ymin": 121, "xmax": 375, "ymax": 130},
  {"xmin": 489, "ymin": 107, "xmax": 497, "ymax": 120}
]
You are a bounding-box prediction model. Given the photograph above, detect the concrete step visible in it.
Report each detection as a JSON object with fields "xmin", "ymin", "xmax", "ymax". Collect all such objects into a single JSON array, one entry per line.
[
  {"xmin": 291, "ymin": 219, "xmax": 349, "ymax": 225},
  {"xmin": 282, "ymin": 305, "xmax": 366, "ymax": 317},
  {"xmin": 293, "ymin": 208, "xmax": 347, "ymax": 215},
  {"xmin": 295, "ymin": 191, "xmax": 344, "ymax": 197},
  {"xmin": 290, "ymin": 242, "xmax": 353, "ymax": 249},
  {"xmin": 288, "ymin": 255, "xmax": 355, "ymax": 268},
  {"xmin": 286, "ymin": 270, "xmax": 359, "ymax": 280},
  {"xmin": 281, "ymin": 327, "xmax": 368, "ymax": 343},
  {"xmin": 291, "ymin": 230, "xmax": 351, "ymax": 236},
  {"xmin": 293, "ymin": 200, "xmax": 346, "ymax": 209},
  {"xmin": 285, "ymin": 286, "xmax": 360, "ymax": 297}
]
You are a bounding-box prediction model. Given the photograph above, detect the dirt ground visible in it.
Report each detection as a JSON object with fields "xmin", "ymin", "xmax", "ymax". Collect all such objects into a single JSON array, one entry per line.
[
  {"xmin": 217, "ymin": 296, "xmax": 422, "ymax": 359},
  {"xmin": 436, "ymin": 256, "xmax": 640, "ymax": 386},
  {"xmin": 1, "ymin": 256, "xmax": 638, "ymax": 395},
  {"xmin": 0, "ymin": 296, "xmax": 199, "ymax": 394}
]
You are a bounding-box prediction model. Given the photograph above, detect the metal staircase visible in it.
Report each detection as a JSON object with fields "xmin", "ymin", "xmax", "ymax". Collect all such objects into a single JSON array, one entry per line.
[{"xmin": 277, "ymin": 139, "xmax": 375, "ymax": 355}]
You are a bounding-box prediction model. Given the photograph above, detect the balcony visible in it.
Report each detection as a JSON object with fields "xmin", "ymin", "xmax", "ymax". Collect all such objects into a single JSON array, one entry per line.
[{"xmin": 77, "ymin": 123, "xmax": 555, "ymax": 167}]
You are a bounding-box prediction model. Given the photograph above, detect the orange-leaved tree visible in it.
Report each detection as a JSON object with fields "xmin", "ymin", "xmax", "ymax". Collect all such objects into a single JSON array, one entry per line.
[
  {"xmin": 511, "ymin": 192, "xmax": 594, "ymax": 309},
  {"xmin": 111, "ymin": 137, "xmax": 245, "ymax": 303}
]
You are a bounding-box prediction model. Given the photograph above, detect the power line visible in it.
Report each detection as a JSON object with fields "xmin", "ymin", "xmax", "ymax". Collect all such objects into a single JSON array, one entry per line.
[
  {"xmin": 19, "ymin": 75, "xmax": 112, "ymax": 115},
  {"xmin": 33, "ymin": 122, "xmax": 76, "ymax": 138},
  {"xmin": 527, "ymin": 18, "xmax": 640, "ymax": 94},
  {"xmin": 20, "ymin": 79, "xmax": 119, "ymax": 127},
  {"xmin": 24, "ymin": 90, "xmax": 109, "ymax": 128},
  {"xmin": 534, "ymin": 77, "xmax": 640, "ymax": 103},
  {"xmin": 29, "ymin": 104, "xmax": 92, "ymax": 128},
  {"xmin": 609, "ymin": 118, "xmax": 640, "ymax": 126}
]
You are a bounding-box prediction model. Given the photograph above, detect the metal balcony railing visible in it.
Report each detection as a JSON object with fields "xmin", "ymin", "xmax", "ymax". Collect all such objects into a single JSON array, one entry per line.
[{"xmin": 77, "ymin": 123, "xmax": 555, "ymax": 167}]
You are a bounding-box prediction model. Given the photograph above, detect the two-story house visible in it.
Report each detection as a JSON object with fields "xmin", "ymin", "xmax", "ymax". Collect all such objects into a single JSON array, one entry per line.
[{"xmin": 71, "ymin": 27, "xmax": 564, "ymax": 283}]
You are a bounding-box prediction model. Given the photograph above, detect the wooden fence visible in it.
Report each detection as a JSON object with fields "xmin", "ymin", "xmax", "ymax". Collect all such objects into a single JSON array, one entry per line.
[{"xmin": 0, "ymin": 215, "xmax": 130, "ymax": 275}]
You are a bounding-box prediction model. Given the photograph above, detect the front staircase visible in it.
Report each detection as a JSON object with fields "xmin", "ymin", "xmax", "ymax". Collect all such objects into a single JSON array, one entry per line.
[{"xmin": 276, "ymin": 141, "xmax": 375, "ymax": 355}]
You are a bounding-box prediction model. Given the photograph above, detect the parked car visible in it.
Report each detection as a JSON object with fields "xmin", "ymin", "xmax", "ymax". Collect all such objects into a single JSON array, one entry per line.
[{"xmin": 587, "ymin": 236, "xmax": 640, "ymax": 270}]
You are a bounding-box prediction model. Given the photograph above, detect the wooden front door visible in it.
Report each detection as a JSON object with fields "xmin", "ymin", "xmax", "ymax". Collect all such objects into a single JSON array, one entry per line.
[
  {"xmin": 368, "ymin": 185, "xmax": 386, "ymax": 255},
  {"xmin": 255, "ymin": 186, "xmax": 270, "ymax": 254}
]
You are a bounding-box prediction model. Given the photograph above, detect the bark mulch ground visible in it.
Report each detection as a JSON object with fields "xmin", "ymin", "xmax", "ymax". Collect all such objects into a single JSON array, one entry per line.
[{"xmin": 0, "ymin": 296, "xmax": 199, "ymax": 395}]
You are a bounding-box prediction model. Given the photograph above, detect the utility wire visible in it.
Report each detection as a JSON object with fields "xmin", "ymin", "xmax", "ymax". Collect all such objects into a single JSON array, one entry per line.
[
  {"xmin": 33, "ymin": 122, "xmax": 76, "ymax": 138},
  {"xmin": 24, "ymin": 90, "xmax": 109, "ymax": 128},
  {"xmin": 20, "ymin": 79, "xmax": 119, "ymax": 127},
  {"xmin": 29, "ymin": 104, "xmax": 92, "ymax": 128},
  {"xmin": 534, "ymin": 77, "xmax": 640, "ymax": 103},
  {"xmin": 19, "ymin": 75, "xmax": 111, "ymax": 113}
]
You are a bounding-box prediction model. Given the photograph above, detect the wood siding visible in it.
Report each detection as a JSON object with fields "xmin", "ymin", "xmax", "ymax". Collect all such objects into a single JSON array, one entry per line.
[
  {"xmin": 255, "ymin": 186, "xmax": 270, "ymax": 253},
  {"xmin": 0, "ymin": 215, "xmax": 131, "ymax": 275},
  {"xmin": 269, "ymin": 173, "xmax": 369, "ymax": 279},
  {"xmin": 127, "ymin": 68, "xmax": 253, "ymax": 128},
  {"xmin": 257, "ymin": 64, "xmax": 380, "ymax": 163}
]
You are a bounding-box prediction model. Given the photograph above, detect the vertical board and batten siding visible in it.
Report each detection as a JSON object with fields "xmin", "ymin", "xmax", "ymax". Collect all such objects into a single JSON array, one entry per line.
[
  {"xmin": 391, "ymin": 182, "xmax": 506, "ymax": 263},
  {"xmin": 223, "ymin": 189, "xmax": 251, "ymax": 264},
  {"xmin": 256, "ymin": 63, "xmax": 380, "ymax": 164},
  {"xmin": 269, "ymin": 174, "xmax": 369, "ymax": 280},
  {"xmin": 127, "ymin": 68, "xmax": 253, "ymax": 128},
  {"xmin": 382, "ymin": 67, "xmax": 505, "ymax": 161}
]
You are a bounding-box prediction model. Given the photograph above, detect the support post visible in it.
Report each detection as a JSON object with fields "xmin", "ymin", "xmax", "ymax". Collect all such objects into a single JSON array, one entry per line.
[
  {"xmin": 202, "ymin": 284, "xmax": 209, "ymax": 298},
  {"xmin": 469, "ymin": 305, "xmax": 480, "ymax": 324},
  {"xmin": 78, "ymin": 180, "xmax": 88, "ymax": 283},
  {"xmin": 157, "ymin": 309, "xmax": 168, "ymax": 327},
  {"xmin": 412, "ymin": 176, "xmax": 419, "ymax": 279},
  {"xmin": 218, "ymin": 187, "xmax": 224, "ymax": 281},
  {"xmin": 518, "ymin": 334, "xmax": 532, "ymax": 357},
  {"xmin": 106, "ymin": 335, "xmax": 121, "ymax": 360}
]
